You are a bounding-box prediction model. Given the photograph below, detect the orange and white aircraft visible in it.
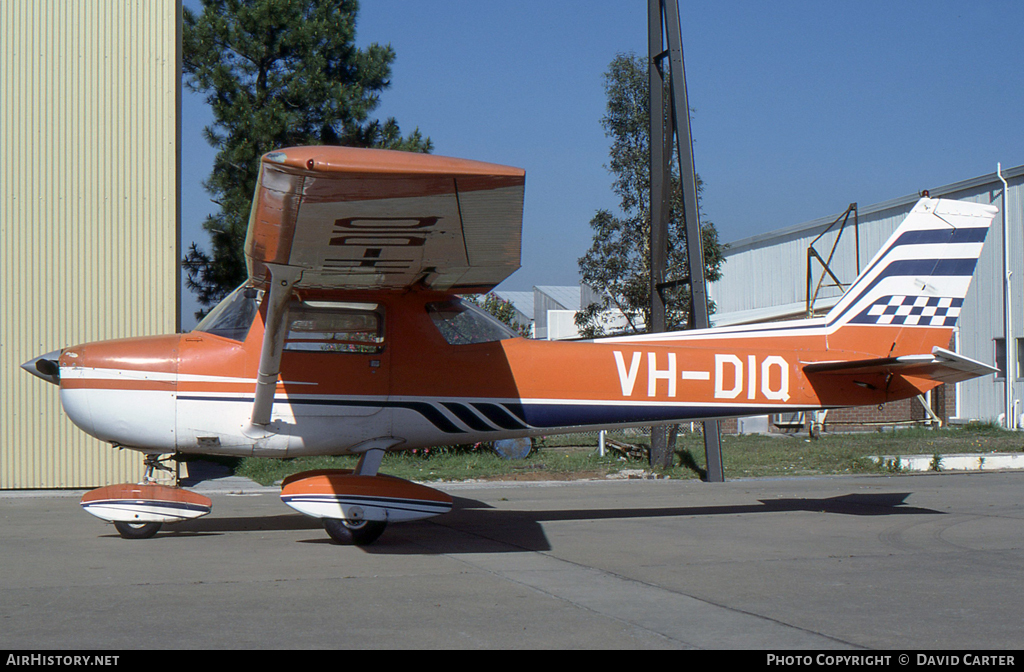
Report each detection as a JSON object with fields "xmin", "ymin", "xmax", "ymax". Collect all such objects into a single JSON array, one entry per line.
[{"xmin": 23, "ymin": 146, "xmax": 999, "ymax": 545}]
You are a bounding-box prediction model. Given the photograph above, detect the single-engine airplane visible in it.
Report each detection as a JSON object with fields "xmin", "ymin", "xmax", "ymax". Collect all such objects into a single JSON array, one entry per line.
[{"xmin": 23, "ymin": 146, "xmax": 999, "ymax": 545}]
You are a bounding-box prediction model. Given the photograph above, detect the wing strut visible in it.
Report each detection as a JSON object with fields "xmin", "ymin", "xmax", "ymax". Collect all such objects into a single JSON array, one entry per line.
[{"xmin": 251, "ymin": 263, "xmax": 302, "ymax": 427}]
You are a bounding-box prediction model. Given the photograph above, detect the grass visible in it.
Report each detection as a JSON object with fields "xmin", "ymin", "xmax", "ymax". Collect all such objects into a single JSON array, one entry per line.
[
  {"xmin": 234, "ymin": 446, "xmax": 630, "ymax": 486},
  {"xmin": 227, "ymin": 422, "xmax": 1023, "ymax": 486}
]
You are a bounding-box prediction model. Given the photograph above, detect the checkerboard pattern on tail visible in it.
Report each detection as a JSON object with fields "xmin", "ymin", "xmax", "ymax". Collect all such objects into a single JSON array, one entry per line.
[{"xmin": 850, "ymin": 295, "xmax": 964, "ymax": 327}]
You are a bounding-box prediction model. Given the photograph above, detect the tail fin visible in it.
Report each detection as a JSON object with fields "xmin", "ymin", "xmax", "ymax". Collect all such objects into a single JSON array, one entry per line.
[{"xmin": 825, "ymin": 198, "xmax": 997, "ymax": 330}]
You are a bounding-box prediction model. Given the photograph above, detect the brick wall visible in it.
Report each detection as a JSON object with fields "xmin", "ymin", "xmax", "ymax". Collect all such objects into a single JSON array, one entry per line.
[{"xmin": 722, "ymin": 382, "xmax": 956, "ymax": 434}]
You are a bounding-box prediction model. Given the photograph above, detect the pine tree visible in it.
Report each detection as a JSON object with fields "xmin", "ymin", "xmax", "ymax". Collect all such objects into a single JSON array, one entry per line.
[
  {"xmin": 576, "ymin": 52, "xmax": 723, "ymax": 338},
  {"xmin": 182, "ymin": 0, "xmax": 432, "ymax": 314}
]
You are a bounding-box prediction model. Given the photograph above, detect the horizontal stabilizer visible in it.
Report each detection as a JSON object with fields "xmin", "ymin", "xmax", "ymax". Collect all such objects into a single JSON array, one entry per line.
[{"xmin": 803, "ymin": 347, "xmax": 997, "ymax": 384}]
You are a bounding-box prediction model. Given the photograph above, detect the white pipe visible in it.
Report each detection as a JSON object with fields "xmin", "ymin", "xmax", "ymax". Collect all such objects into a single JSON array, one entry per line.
[
  {"xmin": 953, "ymin": 327, "xmax": 961, "ymax": 420},
  {"xmin": 998, "ymin": 163, "xmax": 1014, "ymax": 429}
]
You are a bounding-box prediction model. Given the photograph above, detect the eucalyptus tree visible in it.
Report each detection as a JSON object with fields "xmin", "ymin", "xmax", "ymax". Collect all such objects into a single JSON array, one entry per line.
[{"xmin": 576, "ymin": 52, "xmax": 723, "ymax": 338}]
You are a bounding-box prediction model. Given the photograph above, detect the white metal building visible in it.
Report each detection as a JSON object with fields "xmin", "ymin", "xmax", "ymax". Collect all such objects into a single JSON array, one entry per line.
[
  {"xmin": 710, "ymin": 164, "xmax": 1024, "ymax": 427},
  {"xmin": 496, "ymin": 285, "xmax": 609, "ymax": 340}
]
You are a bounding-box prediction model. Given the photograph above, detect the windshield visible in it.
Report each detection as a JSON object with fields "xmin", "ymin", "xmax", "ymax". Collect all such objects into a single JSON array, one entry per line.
[
  {"xmin": 427, "ymin": 298, "xmax": 519, "ymax": 345},
  {"xmin": 193, "ymin": 285, "xmax": 262, "ymax": 342}
]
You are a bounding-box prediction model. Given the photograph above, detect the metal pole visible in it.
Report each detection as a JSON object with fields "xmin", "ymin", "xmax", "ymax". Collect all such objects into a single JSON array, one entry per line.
[
  {"xmin": 658, "ymin": 0, "xmax": 724, "ymax": 481},
  {"xmin": 662, "ymin": 0, "xmax": 709, "ymax": 330},
  {"xmin": 999, "ymin": 163, "xmax": 1015, "ymax": 429},
  {"xmin": 648, "ymin": 0, "xmax": 673, "ymax": 468},
  {"xmin": 649, "ymin": 0, "xmax": 669, "ymax": 335}
]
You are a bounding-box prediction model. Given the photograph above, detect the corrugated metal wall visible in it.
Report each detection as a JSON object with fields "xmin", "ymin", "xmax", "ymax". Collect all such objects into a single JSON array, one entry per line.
[
  {"xmin": 710, "ymin": 166, "xmax": 1024, "ymax": 424},
  {"xmin": 1, "ymin": 0, "xmax": 180, "ymax": 488}
]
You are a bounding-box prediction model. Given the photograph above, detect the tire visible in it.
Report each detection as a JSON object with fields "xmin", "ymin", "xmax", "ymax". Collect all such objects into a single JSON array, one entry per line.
[
  {"xmin": 322, "ymin": 518, "xmax": 387, "ymax": 546},
  {"xmin": 113, "ymin": 521, "xmax": 162, "ymax": 539}
]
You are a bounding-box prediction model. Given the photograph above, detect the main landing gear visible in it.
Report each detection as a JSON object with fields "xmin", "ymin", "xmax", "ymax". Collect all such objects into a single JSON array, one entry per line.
[
  {"xmin": 112, "ymin": 520, "xmax": 162, "ymax": 540},
  {"xmin": 280, "ymin": 448, "xmax": 453, "ymax": 546},
  {"xmin": 321, "ymin": 518, "xmax": 388, "ymax": 546}
]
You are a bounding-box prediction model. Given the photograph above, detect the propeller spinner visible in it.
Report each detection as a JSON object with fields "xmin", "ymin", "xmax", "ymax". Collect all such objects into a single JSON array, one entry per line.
[{"xmin": 21, "ymin": 350, "xmax": 61, "ymax": 385}]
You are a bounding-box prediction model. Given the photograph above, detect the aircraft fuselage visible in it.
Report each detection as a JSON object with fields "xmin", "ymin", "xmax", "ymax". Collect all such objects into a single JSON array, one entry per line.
[{"xmin": 53, "ymin": 287, "xmax": 945, "ymax": 459}]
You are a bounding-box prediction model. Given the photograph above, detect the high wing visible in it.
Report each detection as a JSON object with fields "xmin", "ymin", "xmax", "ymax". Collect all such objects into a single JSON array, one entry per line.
[
  {"xmin": 244, "ymin": 146, "xmax": 526, "ymax": 293},
  {"xmin": 242, "ymin": 146, "xmax": 525, "ymax": 428},
  {"xmin": 803, "ymin": 347, "xmax": 998, "ymax": 385}
]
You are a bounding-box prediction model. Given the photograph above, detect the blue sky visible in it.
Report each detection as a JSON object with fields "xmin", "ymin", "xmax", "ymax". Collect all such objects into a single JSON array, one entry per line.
[{"xmin": 180, "ymin": 0, "xmax": 1024, "ymax": 326}]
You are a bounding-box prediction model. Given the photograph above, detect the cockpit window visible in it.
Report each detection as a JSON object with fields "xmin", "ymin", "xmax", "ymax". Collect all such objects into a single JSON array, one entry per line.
[
  {"xmin": 285, "ymin": 301, "xmax": 384, "ymax": 354},
  {"xmin": 193, "ymin": 285, "xmax": 262, "ymax": 342},
  {"xmin": 427, "ymin": 298, "xmax": 519, "ymax": 345}
]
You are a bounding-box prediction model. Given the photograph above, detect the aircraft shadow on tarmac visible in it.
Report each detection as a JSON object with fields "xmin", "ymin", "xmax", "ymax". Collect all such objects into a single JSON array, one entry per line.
[{"xmin": 162, "ymin": 491, "xmax": 941, "ymax": 554}]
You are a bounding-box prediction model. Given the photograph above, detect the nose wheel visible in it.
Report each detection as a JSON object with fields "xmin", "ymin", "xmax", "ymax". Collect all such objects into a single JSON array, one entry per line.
[
  {"xmin": 80, "ymin": 453, "xmax": 213, "ymax": 539},
  {"xmin": 108, "ymin": 454, "xmax": 174, "ymax": 539}
]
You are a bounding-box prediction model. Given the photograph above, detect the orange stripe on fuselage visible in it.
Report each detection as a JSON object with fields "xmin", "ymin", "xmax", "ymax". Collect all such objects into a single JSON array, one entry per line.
[{"xmin": 61, "ymin": 379, "xmax": 175, "ymax": 392}]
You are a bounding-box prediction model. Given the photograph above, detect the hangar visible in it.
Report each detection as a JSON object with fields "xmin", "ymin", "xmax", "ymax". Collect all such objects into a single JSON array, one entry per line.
[
  {"xmin": 709, "ymin": 164, "xmax": 1024, "ymax": 432},
  {"xmin": 1, "ymin": 1, "xmax": 180, "ymax": 488}
]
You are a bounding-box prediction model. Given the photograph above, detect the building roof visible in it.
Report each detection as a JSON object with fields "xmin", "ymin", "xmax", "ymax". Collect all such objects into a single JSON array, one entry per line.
[
  {"xmin": 725, "ymin": 163, "xmax": 1024, "ymax": 256},
  {"xmin": 492, "ymin": 290, "xmax": 535, "ymax": 320},
  {"xmin": 534, "ymin": 285, "xmax": 582, "ymax": 311}
]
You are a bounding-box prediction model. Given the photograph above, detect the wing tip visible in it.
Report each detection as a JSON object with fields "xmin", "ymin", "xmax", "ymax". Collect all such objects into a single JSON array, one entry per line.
[{"xmin": 262, "ymin": 145, "xmax": 525, "ymax": 178}]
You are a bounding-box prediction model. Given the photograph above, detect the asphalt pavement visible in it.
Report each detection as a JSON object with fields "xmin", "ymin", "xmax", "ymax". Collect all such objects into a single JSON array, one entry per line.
[{"xmin": 0, "ymin": 470, "xmax": 1021, "ymax": 650}]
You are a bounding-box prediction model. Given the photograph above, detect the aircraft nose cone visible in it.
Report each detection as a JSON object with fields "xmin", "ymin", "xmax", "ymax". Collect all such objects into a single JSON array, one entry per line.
[{"xmin": 21, "ymin": 349, "xmax": 62, "ymax": 385}]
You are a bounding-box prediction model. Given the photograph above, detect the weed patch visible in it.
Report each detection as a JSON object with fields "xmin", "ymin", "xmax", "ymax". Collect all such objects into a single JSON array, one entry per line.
[{"xmin": 230, "ymin": 425, "xmax": 1022, "ymax": 485}]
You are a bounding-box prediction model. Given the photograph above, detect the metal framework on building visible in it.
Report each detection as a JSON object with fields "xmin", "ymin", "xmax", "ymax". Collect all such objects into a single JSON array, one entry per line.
[{"xmin": 806, "ymin": 203, "xmax": 859, "ymax": 318}]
